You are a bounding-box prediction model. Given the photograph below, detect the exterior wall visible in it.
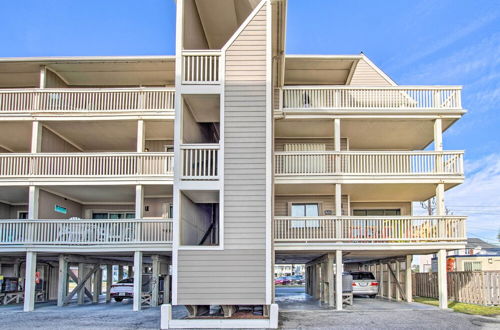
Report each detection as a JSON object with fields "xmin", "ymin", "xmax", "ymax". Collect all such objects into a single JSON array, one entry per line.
[
  {"xmin": 0, "ymin": 202, "xmax": 10, "ymax": 219},
  {"xmin": 145, "ymin": 140, "xmax": 174, "ymax": 152},
  {"xmin": 177, "ymin": 3, "xmax": 269, "ymax": 305},
  {"xmin": 41, "ymin": 127, "xmax": 80, "ymax": 153},
  {"xmin": 349, "ymin": 58, "xmax": 394, "ymax": 86},
  {"xmin": 38, "ymin": 190, "xmax": 83, "ymax": 219},
  {"xmin": 182, "ymin": 0, "xmax": 209, "ymax": 49},
  {"xmin": 350, "ymin": 202, "xmax": 412, "ymax": 216},
  {"xmin": 45, "ymin": 69, "xmax": 68, "ymax": 88},
  {"xmin": 275, "ymin": 137, "xmax": 348, "ymax": 151},
  {"xmin": 182, "ymin": 103, "xmax": 212, "ymax": 143},
  {"xmin": 455, "ymin": 256, "xmax": 500, "ymax": 271},
  {"xmin": 180, "ymin": 193, "xmax": 212, "ymax": 245}
]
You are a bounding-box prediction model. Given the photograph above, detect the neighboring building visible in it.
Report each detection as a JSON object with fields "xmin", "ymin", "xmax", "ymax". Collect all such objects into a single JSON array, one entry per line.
[
  {"xmin": 274, "ymin": 264, "xmax": 305, "ymax": 277},
  {"xmin": 0, "ymin": 0, "xmax": 467, "ymax": 327},
  {"xmin": 431, "ymin": 238, "xmax": 500, "ymax": 272}
]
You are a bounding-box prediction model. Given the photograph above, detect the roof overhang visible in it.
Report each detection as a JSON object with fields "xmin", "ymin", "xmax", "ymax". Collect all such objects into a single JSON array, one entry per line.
[{"xmin": 0, "ymin": 56, "xmax": 175, "ymax": 88}]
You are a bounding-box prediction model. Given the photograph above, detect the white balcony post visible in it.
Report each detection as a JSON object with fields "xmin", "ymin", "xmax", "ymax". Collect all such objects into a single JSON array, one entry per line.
[
  {"xmin": 28, "ymin": 186, "xmax": 39, "ymax": 220},
  {"xmin": 327, "ymin": 253, "xmax": 334, "ymax": 307},
  {"xmin": 334, "ymin": 118, "xmax": 341, "ymax": 173},
  {"xmin": 135, "ymin": 185, "xmax": 144, "ymax": 243},
  {"xmin": 137, "ymin": 119, "xmax": 145, "ymax": 152},
  {"xmin": 39, "ymin": 66, "xmax": 46, "ymax": 89},
  {"xmin": 31, "ymin": 121, "xmax": 42, "ymax": 153},
  {"xmin": 133, "ymin": 251, "xmax": 143, "ymax": 311},
  {"xmin": 405, "ymin": 255, "xmax": 413, "ymax": 303},
  {"xmin": 23, "ymin": 251, "xmax": 37, "ymax": 312},
  {"xmin": 335, "ymin": 250, "xmax": 343, "ymax": 311},
  {"xmin": 395, "ymin": 261, "xmax": 401, "ymax": 301},
  {"xmin": 437, "ymin": 249, "xmax": 448, "ymax": 309},
  {"xmin": 434, "ymin": 118, "xmax": 443, "ymax": 151},
  {"xmin": 335, "ymin": 184, "xmax": 342, "ymax": 239},
  {"xmin": 57, "ymin": 255, "xmax": 68, "ymax": 307},
  {"xmin": 379, "ymin": 261, "xmax": 384, "ymax": 298},
  {"xmin": 106, "ymin": 264, "xmax": 113, "ymax": 303}
]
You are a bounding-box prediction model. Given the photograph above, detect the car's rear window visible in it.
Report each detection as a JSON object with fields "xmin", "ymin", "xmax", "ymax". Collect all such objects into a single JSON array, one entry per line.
[
  {"xmin": 117, "ymin": 278, "xmax": 133, "ymax": 284},
  {"xmin": 351, "ymin": 272, "xmax": 375, "ymax": 280}
]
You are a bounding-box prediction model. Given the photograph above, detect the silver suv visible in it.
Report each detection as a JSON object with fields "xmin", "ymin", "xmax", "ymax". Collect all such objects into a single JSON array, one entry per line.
[{"xmin": 350, "ymin": 271, "xmax": 379, "ymax": 298}]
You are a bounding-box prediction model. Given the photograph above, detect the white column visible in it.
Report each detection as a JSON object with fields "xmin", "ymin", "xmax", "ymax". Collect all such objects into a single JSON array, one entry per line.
[
  {"xmin": 39, "ymin": 66, "xmax": 47, "ymax": 89},
  {"xmin": 151, "ymin": 255, "xmax": 160, "ymax": 307},
  {"xmin": 335, "ymin": 250, "xmax": 342, "ymax": 311},
  {"xmin": 437, "ymin": 249, "xmax": 448, "ymax": 309},
  {"xmin": 434, "ymin": 118, "xmax": 443, "ymax": 151},
  {"xmin": 106, "ymin": 265, "xmax": 113, "ymax": 303},
  {"xmin": 57, "ymin": 255, "xmax": 68, "ymax": 307},
  {"xmin": 23, "ymin": 251, "xmax": 37, "ymax": 312},
  {"xmin": 379, "ymin": 262, "xmax": 384, "ymax": 298},
  {"xmin": 133, "ymin": 251, "xmax": 143, "ymax": 311},
  {"xmin": 334, "ymin": 118, "xmax": 341, "ymax": 151},
  {"xmin": 92, "ymin": 266, "xmax": 101, "ymax": 304},
  {"xmin": 135, "ymin": 185, "xmax": 144, "ymax": 219},
  {"xmin": 137, "ymin": 119, "xmax": 145, "ymax": 152},
  {"xmin": 405, "ymin": 255, "xmax": 413, "ymax": 303},
  {"xmin": 335, "ymin": 184, "xmax": 342, "ymax": 240},
  {"xmin": 28, "ymin": 186, "xmax": 39, "ymax": 220},
  {"xmin": 31, "ymin": 121, "xmax": 42, "ymax": 153}
]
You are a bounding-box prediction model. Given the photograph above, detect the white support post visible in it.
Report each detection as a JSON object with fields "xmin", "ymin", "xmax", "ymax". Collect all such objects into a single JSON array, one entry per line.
[
  {"xmin": 335, "ymin": 184, "xmax": 342, "ymax": 239},
  {"xmin": 106, "ymin": 265, "xmax": 113, "ymax": 303},
  {"xmin": 434, "ymin": 118, "xmax": 443, "ymax": 151},
  {"xmin": 133, "ymin": 251, "xmax": 143, "ymax": 311},
  {"xmin": 57, "ymin": 255, "xmax": 68, "ymax": 307},
  {"xmin": 335, "ymin": 250, "xmax": 342, "ymax": 311},
  {"xmin": 24, "ymin": 251, "xmax": 37, "ymax": 312},
  {"xmin": 77, "ymin": 263, "xmax": 85, "ymax": 305},
  {"xmin": 31, "ymin": 121, "xmax": 42, "ymax": 153},
  {"xmin": 437, "ymin": 249, "xmax": 448, "ymax": 309},
  {"xmin": 151, "ymin": 255, "xmax": 160, "ymax": 307},
  {"xmin": 136, "ymin": 185, "xmax": 144, "ymax": 219},
  {"xmin": 28, "ymin": 186, "xmax": 39, "ymax": 220},
  {"xmin": 334, "ymin": 118, "xmax": 341, "ymax": 151},
  {"xmin": 327, "ymin": 254, "xmax": 334, "ymax": 307},
  {"xmin": 405, "ymin": 255, "xmax": 413, "ymax": 303},
  {"xmin": 39, "ymin": 66, "xmax": 46, "ymax": 89},
  {"xmin": 137, "ymin": 119, "xmax": 145, "ymax": 152}
]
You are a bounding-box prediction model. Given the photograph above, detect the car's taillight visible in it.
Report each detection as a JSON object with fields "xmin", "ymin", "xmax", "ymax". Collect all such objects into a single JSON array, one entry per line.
[
  {"xmin": 370, "ymin": 282, "xmax": 379, "ymax": 286},
  {"xmin": 352, "ymin": 282, "xmax": 357, "ymax": 286}
]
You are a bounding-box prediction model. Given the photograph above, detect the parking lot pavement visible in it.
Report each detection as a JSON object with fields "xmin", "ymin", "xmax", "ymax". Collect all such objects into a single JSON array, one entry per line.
[
  {"xmin": 279, "ymin": 310, "xmax": 500, "ymax": 330},
  {"xmin": 0, "ymin": 298, "xmax": 188, "ymax": 330}
]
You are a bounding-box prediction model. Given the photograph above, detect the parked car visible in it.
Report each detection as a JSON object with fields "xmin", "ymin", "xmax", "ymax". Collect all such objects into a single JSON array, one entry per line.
[
  {"xmin": 274, "ymin": 276, "xmax": 291, "ymax": 285},
  {"xmin": 350, "ymin": 271, "xmax": 378, "ymax": 297},
  {"xmin": 110, "ymin": 275, "xmax": 165, "ymax": 302},
  {"xmin": 290, "ymin": 275, "xmax": 304, "ymax": 285}
]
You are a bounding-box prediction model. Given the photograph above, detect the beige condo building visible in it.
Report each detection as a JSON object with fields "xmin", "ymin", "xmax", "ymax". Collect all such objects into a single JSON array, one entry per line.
[{"xmin": 0, "ymin": 0, "xmax": 466, "ymax": 328}]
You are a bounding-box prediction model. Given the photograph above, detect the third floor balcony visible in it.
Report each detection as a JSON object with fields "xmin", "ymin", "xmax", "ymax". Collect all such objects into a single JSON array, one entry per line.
[
  {"xmin": 275, "ymin": 86, "xmax": 463, "ymax": 113},
  {"xmin": 0, "ymin": 88, "xmax": 175, "ymax": 116}
]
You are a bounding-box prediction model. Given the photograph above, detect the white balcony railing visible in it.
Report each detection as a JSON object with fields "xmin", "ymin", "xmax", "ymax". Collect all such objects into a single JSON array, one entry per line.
[
  {"xmin": 274, "ymin": 216, "xmax": 467, "ymax": 243},
  {"xmin": 275, "ymin": 151, "xmax": 464, "ymax": 176},
  {"xmin": 182, "ymin": 51, "xmax": 221, "ymax": 84},
  {"xmin": 0, "ymin": 88, "xmax": 175, "ymax": 112},
  {"xmin": 0, "ymin": 153, "xmax": 173, "ymax": 177},
  {"xmin": 0, "ymin": 219, "xmax": 173, "ymax": 246},
  {"xmin": 180, "ymin": 144, "xmax": 219, "ymax": 180},
  {"xmin": 279, "ymin": 86, "xmax": 462, "ymax": 111}
]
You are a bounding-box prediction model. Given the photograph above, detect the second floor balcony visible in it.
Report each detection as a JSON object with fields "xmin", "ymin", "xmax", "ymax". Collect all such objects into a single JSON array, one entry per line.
[
  {"xmin": 0, "ymin": 152, "xmax": 173, "ymax": 182},
  {"xmin": 0, "ymin": 218, "xmax": 173, "ymax": 251},
  {"xmin": 0, "ymin": 88, "xmax": 175, "ymax": 115},
  {"xmin": 275, "ymin": 150, "xmax": 464, "ymax": 182}
]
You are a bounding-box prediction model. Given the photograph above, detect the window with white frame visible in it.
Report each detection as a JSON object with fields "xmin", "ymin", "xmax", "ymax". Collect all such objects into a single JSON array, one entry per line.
[
  {"xmin": 463, "ymin": 261, "xmax": 482, "ymax": 271},
  {"xmin": 291, "ymin": 203, "xmax": 320, "ymax": 228}
]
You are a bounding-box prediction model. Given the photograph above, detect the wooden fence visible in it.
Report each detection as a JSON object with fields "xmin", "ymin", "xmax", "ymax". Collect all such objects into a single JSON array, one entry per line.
[{"xmin": 413, "ymin": 271, "xmax": 500, "ymax": 305}]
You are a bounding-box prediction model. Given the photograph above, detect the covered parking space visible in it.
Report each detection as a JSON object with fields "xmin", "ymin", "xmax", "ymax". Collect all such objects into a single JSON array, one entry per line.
[{"xmin": 274, "ymin": 246, "xmax": 451, "ymax": 312}]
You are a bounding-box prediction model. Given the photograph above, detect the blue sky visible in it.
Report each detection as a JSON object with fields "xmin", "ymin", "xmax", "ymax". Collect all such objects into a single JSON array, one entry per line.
[{"xmin": 1, "ymin": 0, "xmax": 499, "ymax": 243}]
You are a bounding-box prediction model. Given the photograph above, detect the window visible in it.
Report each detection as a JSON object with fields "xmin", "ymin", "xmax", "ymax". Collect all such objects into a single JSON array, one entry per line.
[
  {"xmin": 291, "ymin": 203, "xmax": 319, "ymax": 228},
  {"xmin": 464, "ymin": 261, "xmax": 482, "ymax": 271},
  {"xmin": 352, "ymin": 209, "xmax": 401, "ymax": 216},
  {"xmin": 17, "ymin": 211, "xmax": 28, "ymax": 219},
  {"xmin": 92, "ymin": 212, "xmax": 135, "ymax": 219}
]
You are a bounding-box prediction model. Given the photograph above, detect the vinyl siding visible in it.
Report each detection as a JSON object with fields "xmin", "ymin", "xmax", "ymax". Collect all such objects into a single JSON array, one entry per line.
[
  {"xmin": 177, "ymin": 4, "xmax": 268, "ymax": 305},
  {"xmin": 349, "ymin": 58, "xmax": 394, "ymax": 86}
]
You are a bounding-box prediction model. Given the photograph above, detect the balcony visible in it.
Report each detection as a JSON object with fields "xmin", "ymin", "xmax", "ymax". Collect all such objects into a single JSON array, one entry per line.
[
  {"xmin": 0, "ymin": 218, "xmax": 173, "ymax": 250},
  {"xmin": 0, "ymin": 152, "xmax": 173, "ymax": 181},
  {"xmin": 182, "ymin": 51, "xmax": 221, "ymax": 84},
  {"xmin": 180, "ymin": 144, "xmax": 219, "ymax": 180},
  {"xmin": 276, "ymin": 86, "xmax": 462, "ymax": 112},
  {"xmin": 275, "ymin": 151, "xmax": 464, "ymax": 180},
  {"xmin": 0, "ymin": 88, "xmax": 175, "ymax": 114},
  {"xmin": 274, "ymin": 216, "xmax": 466, "ymax": 245}
]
